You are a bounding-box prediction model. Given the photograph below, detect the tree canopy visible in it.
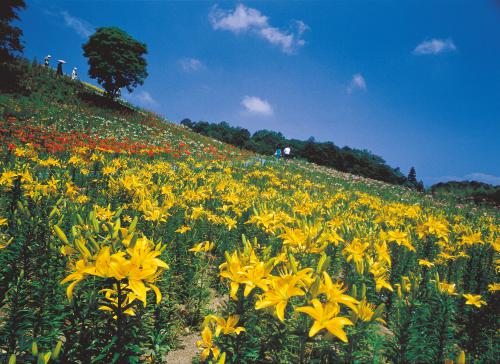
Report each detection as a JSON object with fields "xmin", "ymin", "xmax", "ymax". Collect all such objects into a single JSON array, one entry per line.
[
  {"xmin": 0, "ymin": 0, "xmax": 26, "ymax": 61},
  {"xmin": 181, "ymin": 119, "xmax": 410, "ymax": 186},
  {"xmin": 83, "ymin": 27, "xmax": 148, "ymax": 98},
  {"xmin": 408, "ymin": 167, "xmax": 417, "ymax": 183}
]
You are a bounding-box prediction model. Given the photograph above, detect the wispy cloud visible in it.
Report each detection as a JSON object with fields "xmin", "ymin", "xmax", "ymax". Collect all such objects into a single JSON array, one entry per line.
[
  {"xmin": 347, "ymin": 73, "xmax": 367, "ymax": 93},
  {"xmin": 61, "ymin": 11, "xmax": 93, "ymax": 38},
  {"xmin": 179, "ymin": 58, "xmax": 204, "ymax": 72},
  {"xmin": 209, "ymin": 4, "xmax": 308, "ymax": 54},
  {"xmin": 413, "ymin": 38, "xmax": 456, "ymax": 55},
  {"xmin": 241, "ymin": 96, "xmax": 273, "ymax": 115},
  {"xmin": 210, "ymin": 4, "xmax": 268, "ymax": 33},
  {"xmin": 124, "ymin": 91, "xmax": 158, "ymax": 108}
]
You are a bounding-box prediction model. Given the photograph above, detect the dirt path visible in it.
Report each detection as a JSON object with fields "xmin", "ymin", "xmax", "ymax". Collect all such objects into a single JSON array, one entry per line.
[
  {"xmin": 164, "ymin": 290, "xmax": 227, "ymax": 363},
  {"xmin": 164, "ymin": 330, "xmax": 200, "ymax": 364}
]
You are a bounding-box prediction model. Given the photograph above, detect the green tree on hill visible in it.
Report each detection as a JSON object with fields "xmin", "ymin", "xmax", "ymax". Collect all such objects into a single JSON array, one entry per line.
[
  {"xmin": 0, "ymin": 0, "xmax": 26, "ymax": 61},
  {"xmin": 406, "ymin": 166, "xmax": 425, "ymax": 191},
  {"xmin": 408, "ymin": 167, "xmax": 417, "ymax": 184},
  {"xmin": 83, "ymin": 27, "xmax": 148, "ymax": 98}
]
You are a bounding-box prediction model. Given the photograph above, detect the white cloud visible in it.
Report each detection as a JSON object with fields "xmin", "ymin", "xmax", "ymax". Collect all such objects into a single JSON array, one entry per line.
[
  {"xmin": 124, "ymin": 91, "xmax": 158, "ymax": 108},
  {"xmin": 413, "ymin": 38, "xmax": 456, "ymax": 55},
  {"xmin": 209, "ymin": 4, "xmax": 308, "ymax": 54},
  {"xmin": 259, "ymin": 27, "xmax": 295, "ymax": 52},
  {"xmin": 241, "ymin": 96, "xmax": 273, "ymax": 115},
  {"xmin": 179, "ymin": 58, "xmax": 204, "ymax": 72},
  {"xmin": 210, "ymin": 4, "xmax": 268, "ymax": 33},
  {"xmin": 347, "ymin": 73, "xmax": 367, "ymax": 93},
  {"xmin": 295, "ymin": 20, "xmax": 309, "ymax": 35},
  {"xmin": 61, "ymin": 11, "xmax": 93, "ymax": 38}
]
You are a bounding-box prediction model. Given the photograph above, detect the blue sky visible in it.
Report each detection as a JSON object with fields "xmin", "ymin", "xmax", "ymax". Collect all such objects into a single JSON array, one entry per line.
[{"xmin": 19, "ymin": 1, "xmax": 500, "ymax": 185}]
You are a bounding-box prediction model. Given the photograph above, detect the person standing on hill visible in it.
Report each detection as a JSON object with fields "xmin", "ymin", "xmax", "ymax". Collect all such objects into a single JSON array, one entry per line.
[
  {"xmin": 56, "ymin": 60, "xmax": 65, "ymax": 76},
  {"xmin": 44, "ymin": 54, "xmax": 51, "ymax": 67},
  {"xmin": 275, "ymin": 144, "xmax": 282, "ymax": 160},
  {"xmin": 71, "ymin": 67, "xmax": 78, "ymax": 80},
  {"xmin": 283, "ymin": 146, "xmax": 291, "ymax": 160}
]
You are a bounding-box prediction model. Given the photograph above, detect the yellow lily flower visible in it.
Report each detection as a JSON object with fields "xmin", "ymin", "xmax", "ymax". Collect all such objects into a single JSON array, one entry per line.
[
  {"xmin": 189, "ymin": 241, "xmax": 215, "ymax": 254},
  {"xmin": 295, "ymin": 299, "xmax": 353, "ymax": 341},
  {"xmin": 487, "ymin": 283, "xmax": 500, "ymax": 292},
  {"xmin": 318, "ymin": 272, "xmax": 358, "ymax": 311},
  {"xmin": 418, "ymin": 259, "xmax": 435, "ymax": 268},
  {"xmin": 219, "ymin": 251, "xmax": 247, "ymax": 300},
  {"xmin": 463, "ymin": 294, "xmax": 486, "ymax": 308},
  {"xmin": 207, "ymin": 315, "xmax": 246, "ymax": 337},
  {"xmin": 343, "ymin": 238, "xmax": 369, "ymax": 274},
  {"xmin": 241, "ymin": 261, "xmax": 272, "ymax": 296},
  {"xmin": 255, "ymin": 275, "xmax": 305, "ymax": 322},
  {"xmin": 436, "ymin": 280, "xmax": 458, "ymax": 296},
  {"xmin": 197, "ymin": 327, "xmax": 220, "ymax": 361},
  {"xmin": 175, "ymin": 225, "xmax": 191, "ymax": 234}
]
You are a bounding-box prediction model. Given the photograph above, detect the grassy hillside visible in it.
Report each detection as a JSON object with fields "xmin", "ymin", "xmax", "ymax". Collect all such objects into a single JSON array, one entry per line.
[
  {"xmin": 431, "ymin": 181, "xmax": 500, "ymax": 207},
  {"xmin": 0, "ymin": 61, "xmax": 498, "ymax": 363},
  {"xmin": 0, "ymin": 59, "xmax": 246, "ymax": 161},
  {"xmin": 180, "ymin": 119, "xmax": 411, "ymax": 186}
]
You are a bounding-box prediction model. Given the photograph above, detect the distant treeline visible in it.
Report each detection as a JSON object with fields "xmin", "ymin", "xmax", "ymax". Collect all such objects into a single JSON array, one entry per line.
[
  {"xmin": 180, "ymin": 119, "xmax": 421, "ymax": 187},
  {"xmin": 430, "ymin": 181, "xmax": 500, "ymax": 206}
]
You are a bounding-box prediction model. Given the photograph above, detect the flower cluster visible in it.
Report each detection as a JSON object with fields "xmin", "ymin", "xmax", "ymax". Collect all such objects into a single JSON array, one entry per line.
[{"xmin": 0, "ymin": 106, "xmax": 497, "ymax": 362}]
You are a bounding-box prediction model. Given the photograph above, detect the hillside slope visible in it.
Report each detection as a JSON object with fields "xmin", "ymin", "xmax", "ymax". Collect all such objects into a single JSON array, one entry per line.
[
  {"xmin": 1, "ymin": 60, "xmax": 247, "ymax": 161},
  {"xmin": 431, "ymin": 181, "xmax": 500, "ymax": 207},
  {"xmin": 0, "ymin": 61, "xmax": 498, "ymax": 364}
]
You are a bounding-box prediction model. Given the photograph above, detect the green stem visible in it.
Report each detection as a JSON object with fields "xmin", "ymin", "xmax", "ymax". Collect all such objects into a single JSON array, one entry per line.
[{"xmin": 116, "ymin": 280, "xmax": 125, "ymax": 356}]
